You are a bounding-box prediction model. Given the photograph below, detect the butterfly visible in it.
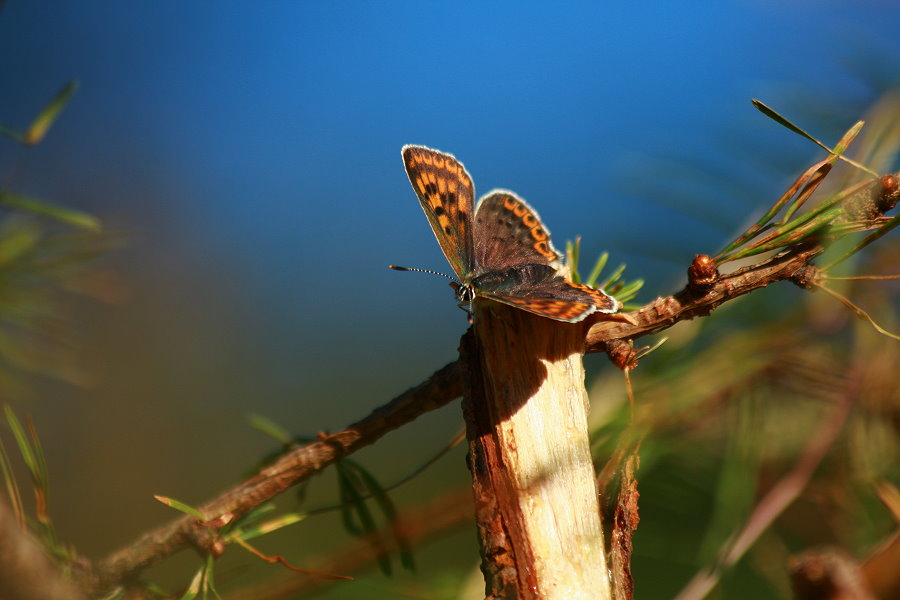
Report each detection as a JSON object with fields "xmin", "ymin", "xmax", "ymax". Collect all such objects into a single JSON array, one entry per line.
[{"xmin": 394, "ymin": 145, "xmax": 619, "ymax": 323}]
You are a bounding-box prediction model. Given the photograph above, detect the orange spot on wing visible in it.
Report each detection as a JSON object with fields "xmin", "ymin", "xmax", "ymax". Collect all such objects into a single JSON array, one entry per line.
[
  {"xmin": 534, "ymin": 241, "xmax": 555, "ymax": 258},
  {"xmin": 530, "ymin": 228, "xmax": 547, "ymax": 242}
]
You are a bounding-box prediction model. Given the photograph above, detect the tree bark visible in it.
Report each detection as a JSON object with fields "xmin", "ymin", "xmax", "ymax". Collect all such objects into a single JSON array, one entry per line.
[{"xmin": 460, "ymin": 301, "xmax": 612, "ymax": 600}]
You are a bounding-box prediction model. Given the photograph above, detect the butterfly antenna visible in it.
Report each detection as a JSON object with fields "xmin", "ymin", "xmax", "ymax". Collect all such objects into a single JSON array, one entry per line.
[{"xmin": 389, "ymin": 265, "xmax": 457, "ymax": 281}]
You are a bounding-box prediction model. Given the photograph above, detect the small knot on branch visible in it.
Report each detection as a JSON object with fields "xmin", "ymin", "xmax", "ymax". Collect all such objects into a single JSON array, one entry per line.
[
  {"xmin": 791, "ymin": 264, "xmax": 821, "ymax": 289},
  {"xmin": 878, "ymin": 173, "xmax": 899, "ymax": 213},
  {"xmin": 606, "ymin": 339, "xmax": 637, "ymax": 371},
  {"xmin": 687, "ymin": 254, "xmax": 719, "ymax": 290}
]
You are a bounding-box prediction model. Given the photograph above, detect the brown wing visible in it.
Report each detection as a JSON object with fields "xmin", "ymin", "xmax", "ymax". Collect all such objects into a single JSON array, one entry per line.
[
  {"xmin": 476, "ymin": 264, "xmax": 619, "ymax": 322},
  {"xmin": 402, "ymin": 145, "xmax": 475, "ymax": 279},
  {"xmin": 473, "ymin": 190, "xmax": 563, "ymax": 273}
]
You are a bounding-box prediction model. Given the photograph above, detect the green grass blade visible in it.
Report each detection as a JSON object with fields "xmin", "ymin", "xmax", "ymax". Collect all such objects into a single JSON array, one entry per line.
[
  {"xmin": 231, "ymin": 503, "xmax": 278, "ymax": 530},
  {"xmin": 348, "ymin": 460, "xmax": 415, "ymax": 571},
  {"xmin": 335, "ymin": 462, "xmax": 364, "ymax": 536},
  {"xmin": 235, "ymin": 512, "xmax": 306, "ymax": 542},
  {"xmin": 781, "ymin": 164, "xmax": 832, "ymax": 223},
  {"xmin": 0, "ymin": 122, "xmax": 24, "ymax": 143},
  {"xmin": 752, "ymin": 100, "xmax": 875, "ymax": 176},
  {"xmin": 823, "ymin": 212, "xmax": 900, "ymax": 271},
  {"xmin": 585, "ymin": 252, "xmax": 609, "ymax": 288},
  {"xmin": 25, "ymin": 417, "xmax": 50, "ymax": 500},
  {"xmin": 337, "ymin": 461, "xmax": 391, "ymax": 575},
  {"xmin": 615, "ymin": 279, "xmax": 644, "ymax": 304},
  {"xmin": 0, "ymin": 220, "xmax": 42, "ymax": 267},
  {"xmin": 596, "ymin": 263, "xmax": 626, "ymax": 291},
  {"xmin": 752, "ymin": 99, "xmax": 832, "ymax": 152},
  {"xmin": 0, "ymin": 192, "xmax": 100, "ymax": 231},
  {"xmin": 24, "ymin": 80, "xmax": 78, "ymax": 146},
  {"xmin": 566, "ymin": 238, "xmax": 582, "ymax": 284},
  {"xmin": 204, "ymin": 553, "xmax": 221, "ymax": 600},
  {"xmin": 154, "ymin": 495, "xmax": 205, "ymax": 519},
  {"xmin": 180, "ymin": 565, "xmax": 205, "ymax": 600},
  {"xmin": 0, "ymin": 430, "xmax": 25, "ymax": 526},
  {"xmin": 3, "ymin": 406, "xmax": 37, "ymax": 476},
  {"xmin": 247, "ymin": 414, "xmax": 292, "ymax": 445},
  {"xmin": 717, "ymin": 159, "xmax": 830, "ymax": 259}
]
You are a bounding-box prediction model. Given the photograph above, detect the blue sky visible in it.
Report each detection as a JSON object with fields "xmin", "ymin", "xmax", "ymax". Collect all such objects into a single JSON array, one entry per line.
[{"xmin": 0, "ymin": 0, "xmax": 898, "ymax": 561}]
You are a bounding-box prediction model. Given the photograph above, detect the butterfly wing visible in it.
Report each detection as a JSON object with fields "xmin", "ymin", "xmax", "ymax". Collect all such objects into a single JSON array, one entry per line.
[
  {"xmin": 473, "ymin": 191, "xmax": 618, "ymax": 322},
  {"xmin": 475, "ymin": 263, "xmax": 619, "ymax": 322},
  {"xmin": 473, "ymin": 190, "xmax": 563, "ymax": 272},
  {"xmin": 402, "ymin": 145, "xmax": 476, "ymax": 280}
]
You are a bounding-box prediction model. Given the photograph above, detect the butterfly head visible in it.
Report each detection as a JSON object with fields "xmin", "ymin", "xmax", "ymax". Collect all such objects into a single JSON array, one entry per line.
[
  {"xmin": 390, "ymin": 264, "xmax": 474, "ymax": 317},
  {"xmin": 449, "ymin": 280, "xmax": 477, "ymax": 322}
]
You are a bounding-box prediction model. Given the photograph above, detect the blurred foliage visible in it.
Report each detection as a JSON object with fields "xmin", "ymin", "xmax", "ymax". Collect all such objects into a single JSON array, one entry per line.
[
  {"xmin": 0, "ymin": 80, "xmax": 110, "ymax": 397},
  {"xmin": 586, "ymin": 77, "xmax": 900, "ymax": 599},
  {"xmin": 0, "ymin": 79, "xmax": 113, "ymax": 593}
]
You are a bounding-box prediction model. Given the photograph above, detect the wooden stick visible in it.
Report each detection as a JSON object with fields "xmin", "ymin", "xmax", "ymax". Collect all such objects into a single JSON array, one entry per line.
[{"xmin": 460, "ymin": 301, "xmax": 611, "ymax": 600}]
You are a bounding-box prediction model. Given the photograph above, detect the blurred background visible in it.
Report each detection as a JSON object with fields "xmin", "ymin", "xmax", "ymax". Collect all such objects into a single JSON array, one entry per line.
[{"xmin": 1, "ymin": 1, "xmax": 899, "ymax": 598}]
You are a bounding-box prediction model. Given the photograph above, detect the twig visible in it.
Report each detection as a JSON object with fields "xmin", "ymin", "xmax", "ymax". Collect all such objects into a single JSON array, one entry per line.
[
  {"xmin": 81, "ymin": 360, "xmax": 461, "ymax": 596},
  {"xmin": 585, "ymin": 243, "xmax": 823, "ymax": 354}
]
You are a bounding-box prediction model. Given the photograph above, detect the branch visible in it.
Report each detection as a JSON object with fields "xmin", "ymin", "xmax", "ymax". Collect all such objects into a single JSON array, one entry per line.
[
  {"xmin": 587, "ymin": 170, "xmax": 899, "ymax": 356},
  {"xmin": 81, "ymin": 360, "xmax": 461, "ymax": 596},
  {"xmin": 75, "ymin": 165, "xmax": 897, "ymax": 596},
  {"xmin": 585, "ymin": 243, "xmax": 822, "ymax": 354}
]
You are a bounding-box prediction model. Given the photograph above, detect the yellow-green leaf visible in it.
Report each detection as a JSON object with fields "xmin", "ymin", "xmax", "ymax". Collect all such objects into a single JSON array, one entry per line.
[{"xmin": 23, "ymin": 80, "xmax": 78, "ymax": 146}]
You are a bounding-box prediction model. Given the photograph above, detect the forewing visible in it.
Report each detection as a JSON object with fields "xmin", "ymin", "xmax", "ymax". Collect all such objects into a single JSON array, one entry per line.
[
  {"xmin": 473, "ymin": 190, "xmax": 563, "ymax": 273},
  {"xmin": 402, "ymin": 145, "xmax": 475, "ymax": 279}
]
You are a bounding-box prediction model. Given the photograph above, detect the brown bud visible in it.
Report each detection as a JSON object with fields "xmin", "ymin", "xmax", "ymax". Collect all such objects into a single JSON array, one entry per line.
[
  {"xmin": 688, "ymin": 254, "xmax": 718, "ymax": 288},
  {"xmin": 210, "ymin": 538, "xmax": 226, "ymax": 558},
  {"xmin": 606, "ymin": 338, "xmax": 637, "ymax": 371},
  {"xmin": 878, "ymin": 174, "xmax": 899, "ymax": 213}
]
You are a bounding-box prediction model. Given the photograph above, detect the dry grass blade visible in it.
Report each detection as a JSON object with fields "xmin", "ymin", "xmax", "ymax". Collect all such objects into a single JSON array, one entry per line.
[
  {"xmin": 813, "ymin": 282, "xmax": 900, "ymax": 341},
  {"xmin": 229, "ymin": 535, "xmax": 353, "ymax": 580}
]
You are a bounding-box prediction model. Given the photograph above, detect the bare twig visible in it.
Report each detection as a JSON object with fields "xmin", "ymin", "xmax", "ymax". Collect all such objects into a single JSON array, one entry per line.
[
  {"xmin": 80, "ymin": 360, "xmax": 461, "ymax": 596},
  {"xmin": 585, "ymin": 243, "xmax": 823, "ymax": 354}
]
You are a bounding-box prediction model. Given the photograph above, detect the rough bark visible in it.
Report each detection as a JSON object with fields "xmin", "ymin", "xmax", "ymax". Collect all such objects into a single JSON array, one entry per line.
[{"xmin": 460, "ymin": 301, "xmax": 611, "ymax": 600}]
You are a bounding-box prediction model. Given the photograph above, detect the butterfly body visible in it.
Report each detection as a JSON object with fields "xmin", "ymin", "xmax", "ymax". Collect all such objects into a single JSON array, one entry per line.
[{"xmin": 402, "ymin": 145, "xmax": 618, "ymax": 323}]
